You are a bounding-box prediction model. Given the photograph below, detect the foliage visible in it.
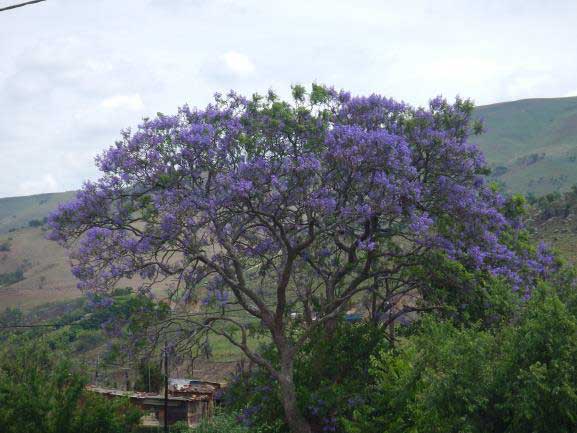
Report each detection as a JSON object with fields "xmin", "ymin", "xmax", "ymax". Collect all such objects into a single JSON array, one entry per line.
[
  {"xmin": 71, "ymin": 329, "xmax": 107, "ymax": 352},
  {"xmin": 0, "ymin": 306, "xmax": 23, "ymax": 326},
  {"xmin": 0, "ymin": 240, "xmax": 10, "ymax": 251},
  {"xmin": 164, "ymin": 411, "xmax": 253, "ymax": 433},
  {"xmin": 0, "ymin": 289, "xmax": 170, "ymax": 365},
  {"xmin": 134, "ymin": 359, "xmax": 163, "ymax": 393},
  {"xmin": 224, "ymin": 321, "xmax": 389, "ymax": 433},
  {"xmin": 0, "ymin": 307, "xmax": 24, "ymax": 344},
  {"xmin": 28, "ymin": 218, "xmax": 46, "ymax": 227},
  {"xmin": 416, "ymin": 193, "xmax": 562, "ymax": 326},
  {"xmin": 0, "ymin": 344, "xmax": 141, "ymax": 433},
  {"xmin": 83, "ymin": 288, "xmax": 170, "ymax": 343},
  {"xmin": 528, "ymin": 184, "xmax": 577, "ymax": 221},
  {"xmin": 345, "ymin": 285, "xmax": 577, "ymax": 433}
]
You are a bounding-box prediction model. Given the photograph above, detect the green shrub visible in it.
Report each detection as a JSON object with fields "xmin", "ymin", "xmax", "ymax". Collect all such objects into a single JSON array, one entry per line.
[
  {"xmin": 0, "ymin": 241, "xmax": 10, "ymax": 252},
  {"xmin": 72, "ymin": 329, "xmax": 106, "ymax": 353},
  {"xmin": 28, "ymin": 218, "xmax": 45, "ymax": 227},
  {"xmin": 345, "ymin": 286, "xmax": 577, "ymax": 433},
  {"xmin": 0, "ymin": 269, "xmax": 24, "ymax": 287},
  {"xmin": 194, "ymin": 411, "xmax": 251, "ymax": 433},
  {"xmin": 0, "ymin": 344, "xmax": 141, "ymax": 433}
]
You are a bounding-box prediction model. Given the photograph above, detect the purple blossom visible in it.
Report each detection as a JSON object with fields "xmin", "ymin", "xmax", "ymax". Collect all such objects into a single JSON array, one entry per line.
[{"xmin": 357, "ymin": 239, "xmax": 377, "ymax": 251}]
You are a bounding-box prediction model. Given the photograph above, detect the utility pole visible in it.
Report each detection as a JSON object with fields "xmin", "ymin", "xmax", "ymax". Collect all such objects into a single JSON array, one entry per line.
[
  {"xmin": 95, "ymin": 355, "xmax": 100, "ymax": 386},
  {"xmin": 148, "ymin": 362, "xmax": 151, "ymax": 393},
  {"xmin": 164, "ymin": 340, "xmax": 169, "ymax": 433}
]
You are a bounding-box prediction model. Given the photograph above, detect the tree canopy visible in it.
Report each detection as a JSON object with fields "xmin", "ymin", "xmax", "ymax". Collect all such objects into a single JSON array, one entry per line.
[{"xmin": 48, "ymin": 84, "xmax": 554, "ymax": 433}]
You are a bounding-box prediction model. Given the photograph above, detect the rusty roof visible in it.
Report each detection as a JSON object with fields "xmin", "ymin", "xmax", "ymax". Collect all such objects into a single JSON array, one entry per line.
[{"xmin": 86, "ymin": 385, "xmax": 210, "ymax": 401}]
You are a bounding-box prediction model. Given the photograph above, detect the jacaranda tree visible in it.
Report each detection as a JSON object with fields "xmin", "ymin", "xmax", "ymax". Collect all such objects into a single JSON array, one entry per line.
[{"xmin": 49, "ymin": 85, "xmax": 552, "ymax": 433}]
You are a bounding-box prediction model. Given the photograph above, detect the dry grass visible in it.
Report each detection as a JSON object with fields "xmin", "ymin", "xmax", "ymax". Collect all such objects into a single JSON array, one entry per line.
[{"xmin": 0, "ymin": 226, "xmax": 80, "ymax": 309}]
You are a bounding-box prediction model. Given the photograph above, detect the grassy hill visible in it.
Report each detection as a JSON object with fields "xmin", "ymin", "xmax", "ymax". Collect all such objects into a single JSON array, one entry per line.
[
  {"xmin": 475, "ymin": 96, "xmax": 577, "ymax": 195},
  {"xmin": 0, "ymin": 191, "xmax": 75, "ymax": 234},
  {"xmin": 0, "ymin": 225, "xmax": 80, "ymax": 309}
]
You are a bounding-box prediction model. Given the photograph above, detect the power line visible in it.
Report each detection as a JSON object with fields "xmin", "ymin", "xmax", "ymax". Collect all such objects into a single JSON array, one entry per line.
[
  {"xmin": 0, "ymin": 0, "xmax": 47, "ymax": 13},
  {"xmin": 0, "ymin": 306, "xmax": 259, "ymax": 330},
  {"xmin": 0, "ymin": 300, "xmax": 285, "ymax": 331},
  {"xmin": 163, "ymin": 339, "xmax": 169, "ymax": 433}
]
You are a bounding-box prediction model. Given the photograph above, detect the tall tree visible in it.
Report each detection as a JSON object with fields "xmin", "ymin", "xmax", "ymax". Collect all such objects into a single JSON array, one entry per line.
[{"xmin": 49, "ymin": 85, "xmax": 551, "ymax": 433}]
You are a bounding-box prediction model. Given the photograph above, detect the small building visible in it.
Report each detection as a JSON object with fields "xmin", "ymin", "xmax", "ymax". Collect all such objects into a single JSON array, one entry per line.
[{"xmin": 87, "ymin": 379, "xmax": 221, "ymax": 428}]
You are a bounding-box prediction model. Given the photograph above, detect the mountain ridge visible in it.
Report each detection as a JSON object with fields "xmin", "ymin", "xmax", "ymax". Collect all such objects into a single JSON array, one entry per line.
[{"xmin": 475, "ymin": 96, "xmax": 577, "ymax": 194}]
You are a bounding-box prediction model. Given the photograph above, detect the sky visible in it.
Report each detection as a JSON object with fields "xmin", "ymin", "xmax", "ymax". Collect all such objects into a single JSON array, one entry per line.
[{"xmin": 1, "ymin": 0, "xmax": 576, "ymax": 198}]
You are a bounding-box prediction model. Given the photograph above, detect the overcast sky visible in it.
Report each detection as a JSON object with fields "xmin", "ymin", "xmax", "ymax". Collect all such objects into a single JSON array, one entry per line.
[{"xmin": 1, "ymin": 0, "xmax": 576, "ymax": 198}]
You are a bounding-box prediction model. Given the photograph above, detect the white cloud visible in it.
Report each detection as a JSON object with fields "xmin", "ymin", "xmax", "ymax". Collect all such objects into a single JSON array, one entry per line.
[
  {"xmin": 17, "ymin": 174, "xmax": 59, "ymax": 197},
  {"xmin": 63, "ymin": 150, "xmax": 99, "ymax": 170},
  {"xmin": 101, "ymin": 94, "xmax": 145, "ymax": 111},
  {"xmin": 220, "ymin": 51, "xmax": 255, "ymax": 76}
]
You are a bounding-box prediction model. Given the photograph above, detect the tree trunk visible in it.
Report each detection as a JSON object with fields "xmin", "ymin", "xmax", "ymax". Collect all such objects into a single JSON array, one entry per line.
[{"xmin": 278, "ymin": 357, "xmax": 312, "ymax": 433}]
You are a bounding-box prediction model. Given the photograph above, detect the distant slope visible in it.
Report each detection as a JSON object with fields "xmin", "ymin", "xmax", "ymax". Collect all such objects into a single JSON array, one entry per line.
[
  {"xmin": 0, "ymin": 191, "xmax": 175, "ymax": 310},
  {"xmin": 0, "ymin": 225, "xmax": 80, "ymax": 309},
  {"xmin": 0, "ymin": 191, "xmax": 76, "ymax": 234},
  {"xmin": 0, "ymin": 192, "xmax": 80, "ymax": 308},
  {"xmin": 475, "ymin": 96, "xmax": 577, "ymax": 195}
]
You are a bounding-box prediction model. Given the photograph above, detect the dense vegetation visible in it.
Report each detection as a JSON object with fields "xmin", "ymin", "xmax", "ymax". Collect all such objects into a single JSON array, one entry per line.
[
  {"xmin": 0, "ymin": 344, "xmax": 141, "ymax": 433},
  {"xmin": 177, "ymin": 270, "xmax": 577, "ymax": 433}
]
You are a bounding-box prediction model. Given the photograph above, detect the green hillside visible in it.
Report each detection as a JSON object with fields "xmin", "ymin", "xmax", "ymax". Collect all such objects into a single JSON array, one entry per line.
[
  {"xmin": 0, "ymin": 191, "xmax": 75, "ymax": 234},
  {"xmin": 475, "ymin": 96, "xmax": 577, "ymax": 195}
]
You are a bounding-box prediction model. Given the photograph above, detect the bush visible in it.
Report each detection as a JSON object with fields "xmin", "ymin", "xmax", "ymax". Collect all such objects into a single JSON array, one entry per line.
[
  {"xmin": 72, "ymin": 329, "xmax": 106, "ymax": 353},
  {"xmin": 345, "ymin": 286, "xmax": 577, "ymax": 433},
  {"xmin": 0, "ymin": 269, "xmax": 24, "ymax": 287},
  {"xmin": 0, "ymin": 307, "xmax": 23, "ymax": 326},
  {"xmin": 28, "ymin": 218, "xmax": 45, "ymax": 227},
  {"xmin": 0, "ymin": 344, "xmax": 141, "ymax": 433},
  {"xmin": 194, "ymin": 411, "xmax": 251, "ymax": 433}
]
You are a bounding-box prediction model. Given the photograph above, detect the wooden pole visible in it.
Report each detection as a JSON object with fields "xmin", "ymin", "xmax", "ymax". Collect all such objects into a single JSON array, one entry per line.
[
  {"xmin": 95, "ymin": 355, "xmax": 100, "ymax": 385},
  {"xmin": 148, "ymin": 362, "xmax": 151, "ymax": 393},
  {"xmin": 164, "ymin": 340, "xmax": 169, "ymax": 433}
]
